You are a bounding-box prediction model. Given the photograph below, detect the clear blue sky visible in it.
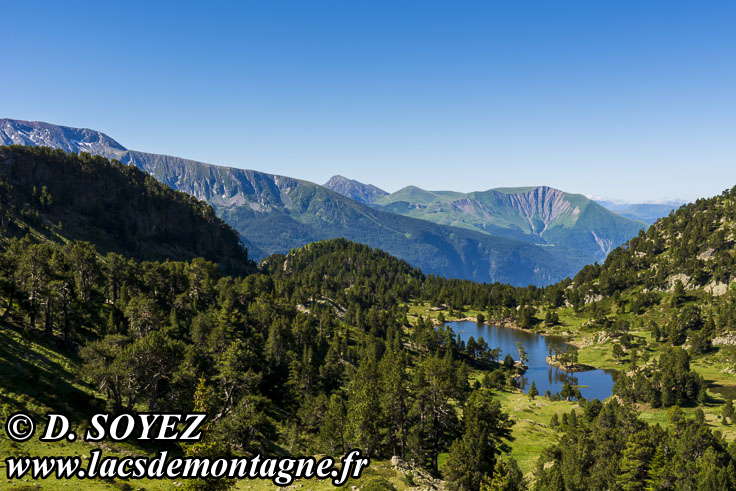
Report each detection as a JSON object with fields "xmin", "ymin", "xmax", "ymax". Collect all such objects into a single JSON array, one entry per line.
[{"xmin": 2, "ymin": 1, "xmax": 735, "ymax": 202}]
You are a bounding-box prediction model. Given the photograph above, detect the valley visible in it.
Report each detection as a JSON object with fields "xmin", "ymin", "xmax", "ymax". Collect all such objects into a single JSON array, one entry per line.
[
  {"xmin": 4, "ymin": 2, "xmax": 731, "ymax": 489},
  {"xmin": 2, "ymin": 119, "xmax": 653, "ymax": 287},
  {"xmin": 444, "ymin": 320, "xmax": 615, "ymax": 401},
  {"xmin": 0, "ymin": 142, "xmax": 733, "ymax": 490}
]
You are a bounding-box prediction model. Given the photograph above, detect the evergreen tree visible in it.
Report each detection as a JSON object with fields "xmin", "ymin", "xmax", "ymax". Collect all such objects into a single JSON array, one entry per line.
[
  {"xmin": 616, "ymin": 435, "xmax": 653, "ymax": 491},
  {"xmin": 319, "ymin": 393, "xmax": 348, "ymax": 454},
  {"xmin": 378, "ymin": 350, "xmax": 409, "ymax": 457},
  {"xmin": 407, "ymin": 354, "xmax": 465, "ymax": 474},
  {"xmin": 443, "ymin": 389, "xmax": 514, "ymax": 490},
  {"xmin": 528, "ymin": 381, "xmax": 538, "ymax": 400},
  {"xmin": 723, "ymin": 398, "xmax": 735, "ymax": 425},
  {"xmin": 345, "ymin": 357, "xmax": 382, "ymax": 455}
]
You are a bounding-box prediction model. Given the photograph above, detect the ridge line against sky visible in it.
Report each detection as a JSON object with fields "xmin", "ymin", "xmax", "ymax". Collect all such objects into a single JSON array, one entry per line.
[{"xmin": 2, "ymin": 0, "xmax": 735, "ymax": 202}]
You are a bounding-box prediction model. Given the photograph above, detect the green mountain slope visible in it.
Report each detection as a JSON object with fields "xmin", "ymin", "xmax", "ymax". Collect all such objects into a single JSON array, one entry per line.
[
  {"xmin": 1, "ymin": 119, "xmax": 593, "ymax": 286},
  {"xmin": 114, "ymin": 150, "xmax": 593, "ymax": 285},
  {"xmin": 0, "ymin": 146, "xmax": 254, "ymax": 274},
  {"xmin": 325, "ymin": 180, "xmax": 646, "ymax": 263}
]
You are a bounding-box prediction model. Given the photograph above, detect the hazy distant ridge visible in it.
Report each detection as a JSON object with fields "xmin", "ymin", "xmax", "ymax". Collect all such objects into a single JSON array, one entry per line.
[{"xmin": 0, "ymin": 118, "xmax": 592, "ymax": 285}]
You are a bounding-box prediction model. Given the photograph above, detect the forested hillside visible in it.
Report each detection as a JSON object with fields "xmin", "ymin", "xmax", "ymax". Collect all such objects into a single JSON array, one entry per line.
[
  {"xmin": 468, "ymin": 186, "xmax": 736, "ymax": 489},
  {"xmin": 0, "ymin": 150, "xmax": 526, "ymax": 490},
  {"xmin": 0, "ymin": 146, "xmax": 254, "ymax": 275},
  {"xmin": 5, "ymin": 144, "xmax": 736, "ymax": 490}
]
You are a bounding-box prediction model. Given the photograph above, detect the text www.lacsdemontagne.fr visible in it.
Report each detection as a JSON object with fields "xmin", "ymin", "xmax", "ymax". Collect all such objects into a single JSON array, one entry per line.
[{"xmin": 6, "ymin": 449, "xmax": 370, "ymax": 487}]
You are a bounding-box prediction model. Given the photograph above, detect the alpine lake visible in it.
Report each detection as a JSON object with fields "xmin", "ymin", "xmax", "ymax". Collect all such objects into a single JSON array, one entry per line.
[{"xmin": 446, "ymin": 320, "xmax": 615, "ymax": 401}]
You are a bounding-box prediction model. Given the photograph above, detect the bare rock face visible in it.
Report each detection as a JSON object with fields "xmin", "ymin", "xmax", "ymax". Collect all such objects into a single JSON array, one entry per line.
[
  {"xmin": 713, "ymin": 335, "xmax": 736, "ymax": 346},
  {"xmin": 323, "ymin": 175, "xmax": 388, "ymax": 204},
  {"xmin": 505, "ymin": 186, "xmax": 577, "ymax": 233},
  {"xmin": 667, "ymin": 273, "xmax": 693, "ymax": 290},
  {"xmin": 698, "ymin": 248, "xmax": 716, "ymax": 261},
  {"xmin": 0, "ymin": 119, "xmax": 126, "ymax": 157},
  {"xmin": 591, "ymin": 231, "xmax": 614, "ymax": 256},
  {"xmin": 585, "ymin": 293, "xmax": 604, "ymax": 304}
]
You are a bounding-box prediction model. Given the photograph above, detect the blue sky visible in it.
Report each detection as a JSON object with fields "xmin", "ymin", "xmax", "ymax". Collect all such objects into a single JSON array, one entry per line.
[{"xmin": 2, "ymin": 1, "xmax": 735, "ymax": 202}]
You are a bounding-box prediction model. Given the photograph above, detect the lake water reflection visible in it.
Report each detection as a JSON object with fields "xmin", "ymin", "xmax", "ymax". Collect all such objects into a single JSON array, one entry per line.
[{"xmin": 446, "ymin": 321, "xmax": 615, "ymax": 401}]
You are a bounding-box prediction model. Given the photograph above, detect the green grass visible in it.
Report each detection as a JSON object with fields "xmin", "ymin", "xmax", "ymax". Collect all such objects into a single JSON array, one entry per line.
[
  {"xmin": 8, "ymin": 292, "xmax": 736, "ymax": 490},
  {"xmin": 0, "ymin": 323, "xmax": 178, "ymax": 490},
  {"xmin": 235, "ymin": 460, "xmax": 411, "ymax": 490},
  {"xmin": 424, "ymin": 291, "xmax": 736, "ymax": 481},
  {"xmin": 490, "ymin": 391, "xmax": 577, "ymax": 478}
]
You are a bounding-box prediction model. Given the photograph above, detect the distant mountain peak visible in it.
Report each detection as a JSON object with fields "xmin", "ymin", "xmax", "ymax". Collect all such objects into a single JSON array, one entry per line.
[
  {"xmin": 323, "ymin": 175, "xmax": 388, "ymax": 204},
  {"xmin": 0, "ymin": 118, "xmax": 127, "ymax": 155},
  {"xmin": 371, "ymin": 183, "xmax": 644, "ymax": 261}
]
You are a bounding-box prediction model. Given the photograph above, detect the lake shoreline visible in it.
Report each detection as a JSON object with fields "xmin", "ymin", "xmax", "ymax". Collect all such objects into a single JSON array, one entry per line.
[
  {"xmin": 440, "ymin": 315, "xmax": 582, "ymax": 344},
  {"xmin": 442, "ymin": 318, "xmax": 615, "ymax": 400}
]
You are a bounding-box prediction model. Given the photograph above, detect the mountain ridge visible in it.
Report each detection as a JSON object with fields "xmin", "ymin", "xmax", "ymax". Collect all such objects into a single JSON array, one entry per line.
[
  {"xmin": 0, "ymin": 118, "xmax": 591, "ymax": 285},
  {"xmin": 324, "ymin": 176, "xmax": 645, "ymax": 262}
]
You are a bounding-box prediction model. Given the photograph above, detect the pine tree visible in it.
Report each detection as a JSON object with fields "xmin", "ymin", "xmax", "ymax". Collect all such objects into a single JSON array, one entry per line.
[
  {"xmin": 345, "ymin": 357, "xmax": 382, "ymax": 455},
  {"xmin": 378, "ymin": 350, "xmax": 409, "ymax": 458},
  {"xmin": 723, "ymin": 398, "xmax": 735, "ymax": 424},
  {"xmin": 645, "ymin": 445, "xmax": 670, "ymax": 490},
  {"xmin": 443, "ymin": 389, "xmax": 514, "ymax": 490},
  {"xmin": 671, "ymin": 280, "xmax": 686, "ymax": 307},
  {"xmin": 319, "ymin": 393, "xmax": 347, "ymax": 454},
  {"xmin": 407, "ymin": 354, "xmax": 465, "ymax": 474},
  {"xmin": 528, "ymin": 381, "xmax": 538, "ymax": 400},
  {"xmin": 616, "ymin": 435, "xmax": 652, "ymax": 490},
  {"xmin": 613, "ymin": 343, "xmax": 625, "ymax": 363}
]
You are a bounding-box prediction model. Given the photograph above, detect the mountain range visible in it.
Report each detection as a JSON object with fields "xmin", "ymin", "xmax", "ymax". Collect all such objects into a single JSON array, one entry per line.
[
  {"xmin": 594, "ymin": 199, "xmax": 685, "ymax": 224},
  {"xmin": 323, "ymin": 175, "xmax": 646, "ymax": 263},
  {"xmin": 1, "ymin": 118, "xmax": 649, "ymax": 285}
]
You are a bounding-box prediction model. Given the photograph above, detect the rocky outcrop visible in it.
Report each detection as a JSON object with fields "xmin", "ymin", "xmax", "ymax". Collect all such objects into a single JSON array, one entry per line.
[
  {"xmin": 390, "ymin": 456, "xmax": 446, "ymax": 490},
  {"xmin": 667, "ymin": 273, "xmax": 693, "ymax": 290},
  {"xmin": 705, "ymin": 281, "xmax": 729, "ymax": 296},
  {"xmin": 698, "ymin": 248, "xmax": 716, "ymax": 261},
  {"xmin": 713, "ymin": 335, "xmax": 736, "ymax": 346}
]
